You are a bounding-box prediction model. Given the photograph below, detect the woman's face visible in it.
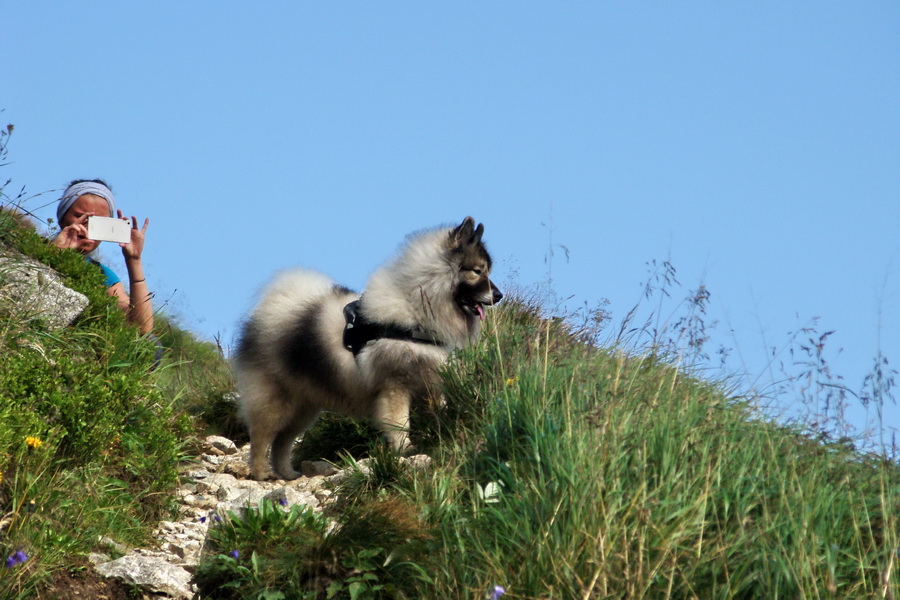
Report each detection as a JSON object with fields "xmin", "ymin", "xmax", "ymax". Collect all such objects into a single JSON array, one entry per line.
[{"xmin": 60, "ymin": 194, "xmax": 111, "ymax": 254}]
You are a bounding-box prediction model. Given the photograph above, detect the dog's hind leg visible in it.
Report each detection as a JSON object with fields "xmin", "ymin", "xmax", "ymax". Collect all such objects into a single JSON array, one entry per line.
[
  {"xmin": 241, "ymin": 376, "xmax": 294, "ymax": 481},
  {"xmin": 270, "ymin": 403, "xmax": 321, "ymax": 480},
  {"xmin": 372, "ymin": 388, "xmax": 413, "ymax": 454}
]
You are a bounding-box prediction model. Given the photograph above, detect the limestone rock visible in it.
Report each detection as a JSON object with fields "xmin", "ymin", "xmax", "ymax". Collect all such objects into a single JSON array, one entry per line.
[
  {"xmin": 204, "ymin": 435, "xmax": 238, "ymax": 455},
  {"xmin": 95, "ymin": 554, "xmax": 193, "ymax": 599},
  {"xmin": 264, "ymin": 486, "xmax": 320, "ymax": 511},
  {"xmin": 0, "ymin": 247, "xmax": 89, "ymax": 330},
  {"xmin": 0, "ymin": 247, "xmax": 89, "ymax": 329}
]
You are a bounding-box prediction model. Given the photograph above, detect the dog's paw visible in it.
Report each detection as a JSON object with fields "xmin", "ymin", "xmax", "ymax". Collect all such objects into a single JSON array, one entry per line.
[
  {"xmin": 273, "ymin": 469, "xmax": 302, "ymax": 481},
  {"xmin": 249, "ymin": 467, "xmax": 279, "ymax": 481}
]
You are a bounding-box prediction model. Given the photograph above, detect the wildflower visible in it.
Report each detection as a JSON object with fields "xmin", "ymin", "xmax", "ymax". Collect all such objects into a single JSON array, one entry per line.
[
  {"xmin": 199, "ymin": 516, "xmax": 206, "ymax": 523},
  {"xmin": 505, "ymin": 377, "xmax": 518, "ymax": 387},
  {"xmin": 5, "ymin": 551, "xmax": 28, "ymax": 568},
  {"xmin": 0, "ymin": 472, "xmax": 3, "ymax": 485},
  {"xmin": 479, "ymin": 481, "xmax": 501, "ymax": 503},
  {"xmin": 229, "ymin": 550, "xmax": 239, "ymax": 559},
  {"xmin": 279, "ymin": 497, "xmax": 288, "ymax": 507},
  {"xmin": 491, "ymin": 585, "xmax": 505, "ymax": 599},
  {"xmin": 25, "ymin": 436, "xmax": 43, "ymax": 449},
  {"xmin": 214, "ymin": 516, "xmax": 221, "ymax": 523}
]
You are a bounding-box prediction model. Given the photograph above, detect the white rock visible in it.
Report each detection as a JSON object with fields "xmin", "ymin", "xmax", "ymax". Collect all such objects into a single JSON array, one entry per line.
[
  {"xmin": 202, "ymin": 454, "xmax": 223, "ymax": 466},
  {"xmin": 96, "ymin": 555, "xmax": 193, "ymax": 599},
  {"xmin": 0, "ymin": 249, "xmax": 90, "ymax": 330},
  {"xmin": 205, "ymin": 435, "xmax": 239, "ymax": 455},
  {"xmin": 402, "ymin": 454, "xmax": 433, "ymax": 470}
]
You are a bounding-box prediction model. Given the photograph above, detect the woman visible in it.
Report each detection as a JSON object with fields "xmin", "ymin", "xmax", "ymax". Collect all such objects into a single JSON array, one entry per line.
[{"xmin": 52, "ymin": 179, "xmax": 154, "ymax": 335}]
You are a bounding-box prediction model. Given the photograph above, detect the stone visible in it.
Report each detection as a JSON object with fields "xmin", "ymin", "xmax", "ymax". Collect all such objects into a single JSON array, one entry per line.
[
  {"xmin": 402, "ymin": 454, "xmax": 433, "ymax": 471},
  {"xmin": 95, "ymin": 555, "xmax": 193, "ymax": 599},
  {"xmin": 223, "ymin": 458, "xmax": 251, "ymax": 478},
  {"xmin": 97, "ymin": 535, "xmax": 130, "ymax": 555},
  {"xmin": 264, "ymin": 486, "xmax": 320, "ymax": 511},
  {"xmin": 88, "ymin": 552, "xmax": 111, "ymax": 565},
  {"xmin": 204, "ymin": 435, "xmax": 239, "ymax": 455},
  {"xmin": 0, "ymin": 248, "xmax": 89, "ymax": 330},
  {"xmin": 202, "ymin": 454, "xmax": 223, "ymax": 466},
  {"xmin": 301, "ymin": 460, "xmax": 339, "ymax": 477}
]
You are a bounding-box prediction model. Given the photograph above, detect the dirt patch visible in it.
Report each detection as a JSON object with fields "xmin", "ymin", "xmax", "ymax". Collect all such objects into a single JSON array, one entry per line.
[{"xmin": 40, "ymin": 568, "xmax": 135, "ymax": 600}]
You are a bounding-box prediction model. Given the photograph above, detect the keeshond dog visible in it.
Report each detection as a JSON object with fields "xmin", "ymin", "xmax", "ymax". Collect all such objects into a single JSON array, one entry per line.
[{"xmin": 234, "ymin": 217, "xmax": 503, "ymax": 480}]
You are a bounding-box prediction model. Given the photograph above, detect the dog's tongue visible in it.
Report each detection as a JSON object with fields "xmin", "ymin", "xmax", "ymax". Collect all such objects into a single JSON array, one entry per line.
[{"xmin": 477, "ymin": 304, "xmax": 485, "ymax": 321}]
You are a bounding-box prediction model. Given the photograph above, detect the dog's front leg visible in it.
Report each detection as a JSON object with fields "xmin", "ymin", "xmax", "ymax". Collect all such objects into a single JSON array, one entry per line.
[{"xmin": 372, "ymin": 387, "xmax": 413, "ymax": 454}]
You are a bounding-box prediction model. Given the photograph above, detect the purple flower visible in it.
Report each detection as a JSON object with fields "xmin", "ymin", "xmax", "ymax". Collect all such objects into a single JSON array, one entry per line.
[
  {"xmin": 214, "ymin": 516, "xmax": 221, "ymax": 523},
  {"xmin": 279, "ymin": 497, "xmax": 288, "ymax": 507},
  {"xmin": 229, "ymin": 550, "xmax": 239, "ymax": 559},
  {"xmin": 5, "ymin": 551, "xmax": 27, "ymax": 568},
  {"xmin": 491, "ymin": 585, "xmax": 506, "ymax": 599},
  {"xmin": 199, "ymin": 516, "xmax": 207, "ymax": 523}
]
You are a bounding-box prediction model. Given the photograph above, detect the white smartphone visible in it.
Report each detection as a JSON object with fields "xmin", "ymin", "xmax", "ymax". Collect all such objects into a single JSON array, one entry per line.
[{"xmin": 87, "ymin": 216, "xmax": 132, "ymax": 243}]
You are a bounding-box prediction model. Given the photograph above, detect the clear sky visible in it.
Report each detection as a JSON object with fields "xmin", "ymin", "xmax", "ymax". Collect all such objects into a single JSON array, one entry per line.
[{"xmin": 3, "ymin": 3, "xmax": 898, "ymax": 448}]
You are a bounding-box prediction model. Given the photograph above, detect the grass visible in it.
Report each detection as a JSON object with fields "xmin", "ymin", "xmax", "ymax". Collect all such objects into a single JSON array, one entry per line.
[
  {"xmin": 194, "ymin": 296, "xmax": 899, "ymax": 599},
  {"xmin": 0, "ymin": 207, "xmax": 194, "ymax": 598},
  {"xmin": 152, "ymin": 313, "xmax": 241, "ymax": 440},
  {"xmin": 417, "ymin": 299, "xmax": 899, "ymax": 598}
]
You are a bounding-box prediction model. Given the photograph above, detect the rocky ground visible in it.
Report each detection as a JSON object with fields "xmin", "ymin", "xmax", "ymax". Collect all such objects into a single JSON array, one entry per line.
[{"xmin": 75, "ymin": 435, "xmax": 430, "ymax": 600}]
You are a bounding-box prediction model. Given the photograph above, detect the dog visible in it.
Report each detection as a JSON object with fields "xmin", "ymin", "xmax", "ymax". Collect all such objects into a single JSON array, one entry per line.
[{"xmin": 234, "ymin": 217, "xmax": 502, "ymax": 480}]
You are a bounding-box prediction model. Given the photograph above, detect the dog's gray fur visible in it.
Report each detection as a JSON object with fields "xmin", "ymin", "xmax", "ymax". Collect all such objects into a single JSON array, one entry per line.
[{"xmin": 234, "ymin": 217, "xmax": 502, "ymax": 480}]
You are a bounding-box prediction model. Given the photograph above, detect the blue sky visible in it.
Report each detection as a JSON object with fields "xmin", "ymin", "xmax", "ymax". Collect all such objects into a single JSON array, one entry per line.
[{"xmin": 4, "ymin": 3, "xmax": 898, "ymax": 447}]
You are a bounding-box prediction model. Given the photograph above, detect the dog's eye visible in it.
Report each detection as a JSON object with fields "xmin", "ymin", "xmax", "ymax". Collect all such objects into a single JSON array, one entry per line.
[{"xmin": 471, "ymin": 268, "xmax": 483, "ymax": 276}]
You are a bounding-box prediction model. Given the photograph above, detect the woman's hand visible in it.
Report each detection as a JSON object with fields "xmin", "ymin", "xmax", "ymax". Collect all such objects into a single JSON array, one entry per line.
[
  {"xmin": 51, "ymin": 212, "xmax": 91, "ymax": 250},
  {"xmin": 119, "ymin": 210, "xmax": 150, "ymax": 261}
]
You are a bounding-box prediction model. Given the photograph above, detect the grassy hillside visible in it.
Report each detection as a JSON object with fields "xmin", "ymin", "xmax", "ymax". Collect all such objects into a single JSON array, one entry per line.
[
  {"xmin": 195, "ymin": 297, "xmax": 900, "ymax": 599},
  {"xmin": 0, "ymin": 209, "xmax": 196, "ymax": 598},
  {"xmin": 2, "ymin": 201, "xmax": 898, "ymax": 598}
]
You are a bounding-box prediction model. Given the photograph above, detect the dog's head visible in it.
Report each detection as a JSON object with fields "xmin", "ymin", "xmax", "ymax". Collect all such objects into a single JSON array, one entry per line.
[{"xmin": 449, "ymin": 217, "xmax": 503, "ymax": 322}]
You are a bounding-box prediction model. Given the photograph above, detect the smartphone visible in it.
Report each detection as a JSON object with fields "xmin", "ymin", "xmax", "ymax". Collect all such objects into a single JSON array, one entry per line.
[{"xmin": 87, "ymin": 216, "xmax": 132, "ymax": 243}]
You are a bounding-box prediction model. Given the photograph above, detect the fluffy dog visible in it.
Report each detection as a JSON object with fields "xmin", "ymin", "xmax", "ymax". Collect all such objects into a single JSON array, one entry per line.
[{"xmin": 234, "ymin": 217, "xmax": 502, "ymax": 480}]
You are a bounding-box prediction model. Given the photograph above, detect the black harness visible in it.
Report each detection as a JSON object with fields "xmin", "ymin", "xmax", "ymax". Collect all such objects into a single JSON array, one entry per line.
[{"xmin": 342, "ymin": 300, "xmax": 444, "ymax": 355}]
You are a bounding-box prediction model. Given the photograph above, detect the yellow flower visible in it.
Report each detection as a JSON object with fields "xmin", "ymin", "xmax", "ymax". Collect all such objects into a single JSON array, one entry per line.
[
  {"xmin": 505, "ymin": 377, "xmax": 518, "ymax": 387},
  {"xmin": 25, "ymin": 436, "xmax": 43, "ymax": 449},
  {"xmin": 0, "ymin": 471, "xmax": 4, "ymax": 485}
]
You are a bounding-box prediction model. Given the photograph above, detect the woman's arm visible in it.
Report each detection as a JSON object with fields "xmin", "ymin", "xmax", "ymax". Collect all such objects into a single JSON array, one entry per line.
[{"xmin": 117, "ymin": 211, "xmax": 154, "ymax": 335}]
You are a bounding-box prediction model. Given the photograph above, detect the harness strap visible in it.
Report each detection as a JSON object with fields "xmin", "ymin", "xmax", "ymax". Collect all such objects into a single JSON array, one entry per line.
[{"xmin": 343, "ymin": 300, "xmax": 443, "ymax": 355}]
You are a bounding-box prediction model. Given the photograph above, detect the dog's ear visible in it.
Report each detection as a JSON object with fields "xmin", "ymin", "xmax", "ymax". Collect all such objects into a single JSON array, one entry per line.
[
  {"xmin": 471, "ymin": 223, "xmax": 484, "ymax": 246},
  {"xmin": 450, "ymin": 217, "xmax": 476, "ymax": 247}
]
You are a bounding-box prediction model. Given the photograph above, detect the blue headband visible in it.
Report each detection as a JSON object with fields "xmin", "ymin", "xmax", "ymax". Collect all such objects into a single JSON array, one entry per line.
[{"xmin": 56, "ymin": 181, "xmax": 117, "ymax": 224}]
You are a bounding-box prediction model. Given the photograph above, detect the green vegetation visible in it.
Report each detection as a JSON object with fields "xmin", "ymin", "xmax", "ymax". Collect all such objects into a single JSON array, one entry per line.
[
  {"xmin": 152, "ymin": 312, "xmax": 239, "ymax": 440},
  {"xmin": 195, "ymin": 297, "xmax": 900, "ymax": 599},
  {"xmin": 0, "ymin": 209, "xmax": 197, "ymax": 598}
]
